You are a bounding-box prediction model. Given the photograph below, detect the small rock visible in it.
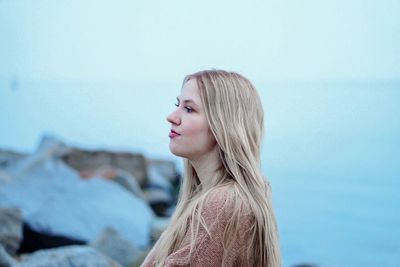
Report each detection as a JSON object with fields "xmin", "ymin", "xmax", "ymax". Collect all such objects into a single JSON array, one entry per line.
[
  {"xmin": 146, "ymin": 159, "xmax": 179, "ymax": 185},
  {"xmin": 91, "ymin": 227, "xmax": 139, "ymax": 267},
  {"xmin": 0, "ymin": 207, "xmax": 23, "ymax": 255},
  {"xmin": 15, "ymin": 245, "xmax": 122, "ymax": 267},
  {"xmin": 143, "ymin": 188, "xmax": 174, "ymax": 217}
]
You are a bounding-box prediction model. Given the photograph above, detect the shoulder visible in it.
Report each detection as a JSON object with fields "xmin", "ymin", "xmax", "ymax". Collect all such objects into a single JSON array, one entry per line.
[
  {"xmin": 203, "ymin": 185, "xmax": 236, "ymax": 213},
  {"xmin": 202, "ymin": 184, "xmax": 252, "ymax": 222},
  {"xmin": 205, "ymin": 185, "xmax": 231, "ymax": 204},
  {"xmin": 194, "ymin": 185, "xmax": 232, "ymax": 223}
]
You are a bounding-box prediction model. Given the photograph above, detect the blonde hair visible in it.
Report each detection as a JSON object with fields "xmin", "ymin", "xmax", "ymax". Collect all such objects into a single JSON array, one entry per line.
[{"xmin": 154, "ymin": 70, "xmax": 281, "ymax": 266}]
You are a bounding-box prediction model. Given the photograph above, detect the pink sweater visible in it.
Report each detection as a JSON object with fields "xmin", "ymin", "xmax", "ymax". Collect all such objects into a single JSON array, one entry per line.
[{"xmin": 140, "ymin": 187, "xmax": 253, "ymax": 266}]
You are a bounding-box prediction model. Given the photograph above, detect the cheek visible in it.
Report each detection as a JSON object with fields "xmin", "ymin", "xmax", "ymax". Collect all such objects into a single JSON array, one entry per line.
[
  {"xmin": 195, "ymin": 127, "xmax": 216, "ymax": 150},
  {"xmin": 170, "ymin": 120, "xmax": 216, "ymax": 157},
  {"xmin": 184, "ymin": 118, "xmax": 209, "ymax": 137}
]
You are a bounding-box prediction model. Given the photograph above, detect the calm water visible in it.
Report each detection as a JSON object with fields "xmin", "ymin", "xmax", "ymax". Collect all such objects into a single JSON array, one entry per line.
[
  {"xmin": 260, "ymin": 81, "xmax": 400, "ymax": 267},
  {"xmin": 1, "ymin": 80, "xmax": 399, "ymax": 266}
]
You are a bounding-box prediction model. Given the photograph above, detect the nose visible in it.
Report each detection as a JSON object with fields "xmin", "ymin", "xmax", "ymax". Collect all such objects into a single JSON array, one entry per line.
[{"xmin": 167, "ymin": 108, "xmax": 181, "ymax": 125}]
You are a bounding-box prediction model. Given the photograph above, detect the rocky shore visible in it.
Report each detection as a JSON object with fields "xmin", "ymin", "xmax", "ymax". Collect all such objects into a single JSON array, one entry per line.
[{"xmin": 0, "ymin": 136, "xmax": 180, "ymax": 267}]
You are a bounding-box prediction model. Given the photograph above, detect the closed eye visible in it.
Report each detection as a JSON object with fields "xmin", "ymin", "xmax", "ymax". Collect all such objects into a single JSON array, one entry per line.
[{"xmin": 175, "ymin": 97, "xmax": 196, "ymax": 113}]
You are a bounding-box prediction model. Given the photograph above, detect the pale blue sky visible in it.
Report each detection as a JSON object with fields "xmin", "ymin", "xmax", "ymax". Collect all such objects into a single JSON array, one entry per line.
[{"xmin": 1, "ymin": 0, "xmax": 399, "ymax": 83}]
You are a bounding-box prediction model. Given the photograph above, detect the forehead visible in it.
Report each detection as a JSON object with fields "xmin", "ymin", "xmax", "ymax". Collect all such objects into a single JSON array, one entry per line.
[{"xmin": 180, "ymin": 79, "xmax": 200, "ymax": 101}]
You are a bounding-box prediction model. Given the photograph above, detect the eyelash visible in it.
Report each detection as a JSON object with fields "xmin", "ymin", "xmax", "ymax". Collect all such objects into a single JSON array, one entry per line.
[{"xmin": 174, "ymin": 102, "xmax": 193, "ymax": 113}]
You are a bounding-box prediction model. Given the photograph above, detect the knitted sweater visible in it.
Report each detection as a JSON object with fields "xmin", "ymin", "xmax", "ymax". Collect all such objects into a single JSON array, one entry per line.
[{"xmin": 140, "ymin": 186, "xmax": 253, "ymax": 267}]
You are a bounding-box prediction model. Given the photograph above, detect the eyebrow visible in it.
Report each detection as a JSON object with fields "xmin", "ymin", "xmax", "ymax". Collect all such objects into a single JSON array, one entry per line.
[{"xmin": 176, "ymin": 97, "xmax": 199, "ymax": 108}]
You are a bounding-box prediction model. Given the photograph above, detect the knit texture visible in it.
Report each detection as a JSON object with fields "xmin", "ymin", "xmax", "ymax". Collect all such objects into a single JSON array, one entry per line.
[{"xmin": 140, "ymin": 186, "xmax": 253, "ymax": 267}]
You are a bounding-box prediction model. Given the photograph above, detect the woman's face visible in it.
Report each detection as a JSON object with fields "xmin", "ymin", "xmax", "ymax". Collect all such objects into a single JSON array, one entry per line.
[{"xmin": 167, "ymin": 78, "xmax": 217, "ymax": 161}]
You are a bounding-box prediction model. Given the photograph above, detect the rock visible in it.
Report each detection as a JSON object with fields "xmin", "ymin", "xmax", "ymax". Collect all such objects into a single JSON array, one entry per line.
[
  {"xmin": 151, "ymin": 217, "xmax": 171, "ymax": 243},
  {"xmin": 146, "ymin": 159, "xmax": 180, "ymax": 186},
  {"xmin": 18, "ymin": 222, "xmax": 85, "ymax": 254},
  {"xmin": 144, "ymin": 159, "xmax": 179, "ymax": 217},
  {"xmin": 62, "ymin": 149, "xmax": 148, "ymax": 186},
  {"xmin": 35, "ymin": 135, "xmax": 71, "ymax": 157},
  {"xmin": 80, "ymin": 166, "xmax": 118, "ymax": 179},
  {"xmin": 143, "ymin": 188, "xmax": 174, "ymax": 217},
  {"xmin": 80, "ymin": 167, "xmax": 145, "ymax": 199},
  {"xmin": 0, "ymin": 244, "xmax": 17, "ymax": 267},
  {"xmin": 0, "ymin": 149, "xmax": 27, "ymax": 169},
  {"xmin": 292, "ymin": 263, "xmax": 318, "ymax": 267},
  {"xmin": 0, "ymin": 207, "xmax": 23, "ymax": 255},
  {"xmin": 147, "ymin": 162, "xmax": 173, "ymax": 191},
  {"xmin": 129, "ymin": 248, "xmax": 152, "ymax": 267},
  {"xmin": 3, "ymin": 135, "xmax": 70, "ymax": 179},
  {"xmin": 113, "ymin": 169, "xmax": 146, "ymax": 199},
  {"xmin": 0, "ymin": 171, "xmax": 13, "ymax": 187},
  {"xmin": 91, "ymin": 227, "xmax": 139, "ymax": 267},
  {"xmin": 15, "ymin": 245, "xmax": 122, "ymax": 267},
  {"xmin": 0, "ymin": 141, "xmax": 154, "ymax": 248}
]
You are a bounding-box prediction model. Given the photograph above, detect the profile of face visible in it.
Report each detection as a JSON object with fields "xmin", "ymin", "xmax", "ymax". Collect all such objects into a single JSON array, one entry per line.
[{"xmin": 167, "ymin": 78, "xmax": 217, "ymax": 161}]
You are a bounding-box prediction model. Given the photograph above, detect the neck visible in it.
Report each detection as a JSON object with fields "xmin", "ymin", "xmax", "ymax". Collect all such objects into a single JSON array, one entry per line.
[{"xmin": 189, "ymin": 146, "xmax": 220, "ymax": 191}]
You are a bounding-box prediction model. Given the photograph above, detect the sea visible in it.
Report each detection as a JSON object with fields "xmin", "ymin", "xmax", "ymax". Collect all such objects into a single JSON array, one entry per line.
[{"xmin": 259, "ymin": 81, "xmax": 400, "ymax": 267}]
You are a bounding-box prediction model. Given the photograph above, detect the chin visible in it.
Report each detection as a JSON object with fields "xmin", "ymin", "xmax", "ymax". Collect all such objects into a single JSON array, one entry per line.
[
  {"xmin": 169, "ymin": 144, "xmax": 183, "ymax": 157},
  {"xmin": 170, "ymin": 148, "xmax": 192, "ymax": 160},
  {"xmin": 170, "ymin": 151, "xmax": 188, "ymax": 159}
]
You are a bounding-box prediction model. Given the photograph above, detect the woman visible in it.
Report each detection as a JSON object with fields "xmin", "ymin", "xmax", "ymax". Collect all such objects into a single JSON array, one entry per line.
[{"xmin": 141, "ymin": 70, "xmax": 281, "ymax": 267}]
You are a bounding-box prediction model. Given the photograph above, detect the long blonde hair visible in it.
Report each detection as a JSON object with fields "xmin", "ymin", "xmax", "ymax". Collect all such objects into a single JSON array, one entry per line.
[{"xmin": 154, "ymin": 70, "xmax": 281, "ymax": 266}]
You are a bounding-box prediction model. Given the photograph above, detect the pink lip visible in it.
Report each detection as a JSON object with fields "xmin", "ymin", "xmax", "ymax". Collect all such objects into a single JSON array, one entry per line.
[{"xmin": 169, "ymin": 129, "xmax": 180, "ymax": 138}]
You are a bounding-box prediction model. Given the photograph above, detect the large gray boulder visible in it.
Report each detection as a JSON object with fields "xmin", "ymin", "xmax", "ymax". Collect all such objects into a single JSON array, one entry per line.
[
  {"xmin": 0, "ymin": 207, "xmax": 23, "ymax": 255},
  {"xmin": 0, "ymin": 137, "xmax": 154, "ymax": 248},
  {"xmin": 15, "ymin": 245, "xmax": 122, "ymax": 267}
]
